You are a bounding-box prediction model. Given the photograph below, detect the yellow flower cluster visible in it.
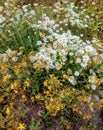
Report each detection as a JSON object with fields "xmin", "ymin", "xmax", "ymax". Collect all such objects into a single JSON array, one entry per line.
[
  {"xmin": 0, "ymin": 48, "xmax": 32, "ymax": 129},
  {"xmin": 73, "ymin": 94, "xmax": 103, "ymax": 121},
  {"xmin": 37, "ymin": 74, "xmax": 76, "ymax": 116},
  {"xmin": 43, "ymin": 75, "xmax": 65, "ymax": 116}
]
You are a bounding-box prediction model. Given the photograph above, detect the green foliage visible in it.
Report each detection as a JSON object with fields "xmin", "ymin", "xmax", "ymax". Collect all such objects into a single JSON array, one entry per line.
[{"xmin": 29, "ymin": 118, "xmax": 41, "ymax": 130}]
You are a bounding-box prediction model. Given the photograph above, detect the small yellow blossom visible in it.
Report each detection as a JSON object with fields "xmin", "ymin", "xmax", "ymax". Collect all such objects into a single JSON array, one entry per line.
[
  {"xmin": 0, "ymin": 96, "xmax": 4, "ymax": 103},
  {"xmin": 24, "ymin": 79, "xmax": 31, "ymax": 87},
  {"xmin": 43, "ymin": 80, "xmax": 48, "ymax": 86},
  {"xmin": 6, "ymin": 107, "xmax": 11, "ymax": 115},
  {"xmin": 66, "ymin": 122, "xmax": 72, "ymax": 130},
  {"xmin": 45, "ymin": 66, "xmax": 49, "ymax": 72},
  {"xmin": 35, "ymin": 93, "xmax": 42, "ymax": 100},
  {"xmin": 2, "ymin": 75, "xmax": 10, "ymax": 83},
  {"xmin": 17, "ymin": 123, "xmax": 26, "ymax": 130},
  {"xmin": 19, "ymin": 46, "xmax": 24, "ymax": 52},
  {"xmin": 63, "ymin": 74, "xmax": 68, "ymax": 79},
  {"xmin": 21, "ymin": 95, "xmax": 27, "ymax": 101},
  {"xmin": 31, "ymin": 96, "xmax": 35, "ymax": 102},
  {"xmin": 100, "ymin": 99, "xmax": 103, "ymax": 104},
  {"xmin": 89, "ymin": 102, "xmax": 94, "ymax": 110},
  {"xmin": 21, "ymin": 61, "xmax": 27, "ymax": 67}
]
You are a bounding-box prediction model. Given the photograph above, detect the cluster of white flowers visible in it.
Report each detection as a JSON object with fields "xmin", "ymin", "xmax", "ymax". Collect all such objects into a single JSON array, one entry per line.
[
  {"xmin": 32, "ymin": 16, "xmax": 101, "ymax": 71},
  {"xmin": 0, "ymin": 6, "xmax": 4, "ymax": 12},
  {"xmin": 88, "ymin": 74, "xmax": 97, "ymax": 90},
  {"xmin": 10, "ymin": 5, "xmax": 36, "ymax": 24},
  {"xmin": 0, "ymin": 48, "xmax": 19, "ymax": 64},
  {"xmin": 0, "ymin": 0, "xmax": 103, "ymax": 87},
  {"xmin": 0, "ymin": 53, "xmax": 8, "ymax": 63},
  {"xmin": 28, "ymin": 10, "xmax": 103, "ymax": 86},
  {"xmin": 31, "ymin": 14, "xmax": 57, "ymax": 33},
  {"xmin": 0, "ymin": 14, "xmax": 6, "ymax": 24},
  {"xmin": 67, "ymin": 3, "xmax": 89, "ymax": 28}
]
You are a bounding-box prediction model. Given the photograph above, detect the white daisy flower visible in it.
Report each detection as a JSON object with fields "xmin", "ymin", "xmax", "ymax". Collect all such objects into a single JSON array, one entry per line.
[
  {"xmin": 0, "ymin": 6, "xmax": 3, "ymax": 11},
  {"xmin": 81, "ymin": 61, "xmax": 87, "ymax": 67},
  {"xmin": 85, "ymin": 45, "xmax": 94, "ymax": 52},
  {"xmin": 82, "ymin": 55, "xmax": 89, "ymax": 62},
  {"xmin": 88, "ymin": 75, "xmax": 95, "ymax": 84},
  {"xmin": 12, "ymin": 57, "xmax": 18, "ymax": 62},
  {"xmin": 55, "ymin": 62, "xmax": 62, "ymax": 70},
  {"xmin": 37, "ymin": 41, "xmax": 42, "ymax": 45},
  {"xmin": 88, "ymin": 96, "xmax": 92, "ymax": 103},
  {"xmin": 74, "ymin": 71, "xmax": 80, "ymax": 76},
  {"xmin": 69, "ymin": 52, "xmax": 74, "ymax": 56},
  {"xmin": 78, "ymin": 49, "xmax": 84, "ymax": 54},
  {"xmin": 22, "ymin": 5, "xmax": 28, "ymax": 12},
  {"xmin": 76, "ymin": 58, "xmax": 81, "ymax": 63},
  {"xmin": 91, "ymin": 84, "xmax": 96, "ymax": 90},
  {"xmin": 68, "ymin": 76, "xmax": 75, "ymax": 84},
  {"xmin": 0, "ymin": 14, "xmax": 6, "ymax": 24}
]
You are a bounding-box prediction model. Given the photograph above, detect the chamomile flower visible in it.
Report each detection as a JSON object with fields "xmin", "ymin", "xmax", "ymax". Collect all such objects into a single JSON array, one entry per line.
[
  {"xmin": 74, "ymin": 71, "xmax": 80, "ymax": 76},
  {"xmin": 37, "ymin": 41, "xmax": 42, "ymax": 45},
  {"xmin": 68, "ymin": 76, "xmax": 75, "ymax": 85},
  {"xmin": 85, "ymin": 45, "xmax": 94, "ymax": 52},
  {"xmin": 78, "ymin": 49, "xmax": 84, "ymax": 55},
  {"xmin": 89, "ymin": 75, "xmax": 96, "ymax": 84},
  {"xmin": 0, "ymin": 6, "xmax": 3, "ymax": 12},
  {"xmin": 0, "ymin": 14, "xmax": 6, "ymax": 24},
  {"xmin": 76, "ymin": 58, "xmax": 81, "ymax": 63},
  {"xmin": 12, "ymin": 57, "xmax": 18, "ymax": 62},
  {"xmin": 82, "ymin": 55, "xmax": 90, "ymax": 62},
  {"xmin": 91, "ymin": 84, "xmax": 96, "ymax": 90},
  {"xmin": 81, "ymin": 61, "xmax": 87, "ymax": 68},
  {"xmin": 55, "ymin": 62, "xmax": 62, "ymax": 70}
]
